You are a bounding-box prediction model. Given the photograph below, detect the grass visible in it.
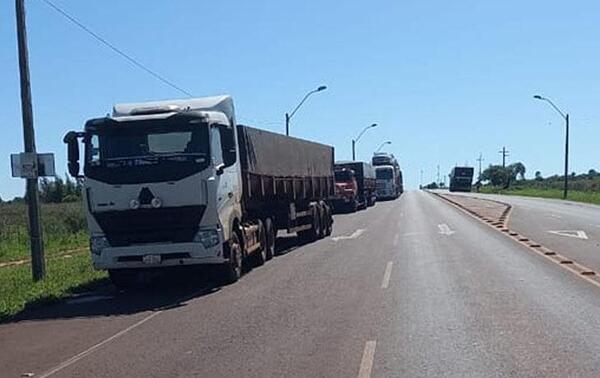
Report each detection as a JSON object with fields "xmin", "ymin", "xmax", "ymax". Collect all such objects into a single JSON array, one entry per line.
[
  {"xmin": 0, "ymin": 252, "xmax": 107, "ymax": 322},
  {"xmin": 479, "ymin": 187, "xmax": 600, "ymax": 205},
  {"xmin": 0, "ymin": 202, "xmax": 88, "ymax": 263}
]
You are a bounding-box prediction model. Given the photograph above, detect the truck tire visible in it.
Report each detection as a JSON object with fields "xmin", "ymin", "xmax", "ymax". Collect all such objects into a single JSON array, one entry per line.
[
  {"xmin": 221, "ymin": 231, "xmax": 243, "ymax": 284},
  {"xmin": 317, "ymin": 202, "xmax": 327, "ymax": 239},
  {"xmin": 264, "ymin": 217, "xmax": 276, "ymax": 260},
  {"xmin": 323, "ymin": 205, "xmax": 333, "ymax": 236},
  {"xmin": 298, "ymin": 205, "xmax": 319, "ymax": 243},
  {"xmin": 109, "ymin": 269, "xmax": 139, "ymax": 290},
  {"xmin": 253, "ymin": 220, "xmax": 267, "ymax": 266}
]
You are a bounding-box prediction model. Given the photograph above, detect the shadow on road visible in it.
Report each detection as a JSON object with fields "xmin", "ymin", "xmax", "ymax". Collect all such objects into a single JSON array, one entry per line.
[{"xmin": 4, "ymin": 235, "xmax": 307, "ymax": 324}]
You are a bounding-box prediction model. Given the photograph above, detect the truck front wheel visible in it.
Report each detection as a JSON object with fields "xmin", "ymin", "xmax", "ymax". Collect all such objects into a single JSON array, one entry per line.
[{"xmin": 221, "ymin": 232, "xmax": 243, "ymax": 284}]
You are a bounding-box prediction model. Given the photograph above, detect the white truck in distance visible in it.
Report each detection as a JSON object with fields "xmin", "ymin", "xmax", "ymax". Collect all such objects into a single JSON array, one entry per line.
[{"xmin": 64, "ymin": 96, "xmax": 334, "ymax": 287}]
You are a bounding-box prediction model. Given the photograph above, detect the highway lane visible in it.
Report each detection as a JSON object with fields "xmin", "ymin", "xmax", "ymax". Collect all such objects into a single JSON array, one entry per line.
[
  {"xmin": 451, "ymin": 191, "xmax": 600, "ymax": 272},
  {"xmin": 1, "ymin": 191, "xmax": 600, "ymax": 377}
]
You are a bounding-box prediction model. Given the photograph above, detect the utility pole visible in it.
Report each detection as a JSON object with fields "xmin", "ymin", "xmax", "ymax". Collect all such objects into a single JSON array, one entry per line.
[
  {"xmin": 498, "ymin": 146, "xmax": 509, "ymax": 168},
  {"xmin": 420, "ymin": 169, "xmax": 423, "ymax": 188},
  {"xmin": 436, "ymin": 164, "xmax": 440, "ymax": 184},
  {"xmin": 564, "ymin": 114, "xmax": 569, "ymax": 200},
  {"xmin": 476, "ymin": 153, "xmax": 484, "ymax": 180},
  {"xmin": 16, "ymin": 0, "xmax": 45, "ymax": 280}
]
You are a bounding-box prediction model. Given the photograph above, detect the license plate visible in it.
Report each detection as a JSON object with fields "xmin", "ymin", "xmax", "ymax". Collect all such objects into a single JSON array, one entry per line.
[{"xmin": 142, "ymin": 254, "xmax": 161, "ymax": 264}]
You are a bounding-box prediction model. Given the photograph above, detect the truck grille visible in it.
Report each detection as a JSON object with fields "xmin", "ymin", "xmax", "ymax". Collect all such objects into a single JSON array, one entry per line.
[{"xmin": 94, "ymin": 206, "xmax": 206, "ymax": 247}]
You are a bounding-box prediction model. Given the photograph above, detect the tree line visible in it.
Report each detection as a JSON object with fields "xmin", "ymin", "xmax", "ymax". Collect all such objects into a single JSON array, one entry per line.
[{"xmin": 1, "ymin": 175, "xmax": 83, "ymax": 204}]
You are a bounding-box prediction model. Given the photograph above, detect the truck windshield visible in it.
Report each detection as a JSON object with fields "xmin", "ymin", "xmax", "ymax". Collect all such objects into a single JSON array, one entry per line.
[
  {"xmin": 85, "ymin": 117, "xmax": 210, "ymax": 184},
  {"xmin": 335, "ymin": 170, "xmax": 353, "ymax": 181},
  {"xmin": 376, "ymin": 169, "xmax": 393, "ymax": 180}
]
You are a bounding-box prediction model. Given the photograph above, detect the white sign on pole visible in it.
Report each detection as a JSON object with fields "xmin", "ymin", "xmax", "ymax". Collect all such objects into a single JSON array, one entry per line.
[{"xmin": 11, "ymin": 152, "xmax": 55, "ymax": 178}]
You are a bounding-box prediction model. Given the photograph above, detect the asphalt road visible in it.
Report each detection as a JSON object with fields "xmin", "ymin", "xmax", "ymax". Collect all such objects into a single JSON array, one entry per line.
[
  {"xmin": 450, "ymin": 191, "xmax": 600, "ymax": 273},
  {"xmin": 2, "ymin": 190, "xmax": 600, "ymax": 377}
]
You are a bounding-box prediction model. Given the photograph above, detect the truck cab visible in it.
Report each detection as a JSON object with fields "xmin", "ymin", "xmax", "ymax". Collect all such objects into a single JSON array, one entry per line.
[
  {"xmin": 333, "ymin": 168, "xmax": 359, "ymax": 212},
  {"xmin": 64, "ymin": 96, "xmax": 243, "ymax": 286},
  {"xmin": 375, "ymin": 165, "xmax": 397, "ymax": 199}
]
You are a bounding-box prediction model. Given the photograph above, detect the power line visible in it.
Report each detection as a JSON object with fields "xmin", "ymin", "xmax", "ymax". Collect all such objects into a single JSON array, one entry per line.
[{"xmin": 40, "ymin": 0, "xmax": 194, "ymax": 97}]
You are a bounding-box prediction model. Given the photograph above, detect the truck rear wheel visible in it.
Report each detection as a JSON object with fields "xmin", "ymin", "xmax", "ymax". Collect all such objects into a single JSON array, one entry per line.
[
  {"xmin": 221, "ymin": 232, "xmax": 243, "ymax": 284},
  {"xmin": 298, "ymin": 205, "xmax": 320, "ymax": 243},
  {"xmin": 323, "ymin": 205, "xmax": 333, "ymax": 236},
  {"xmin": 253, "ymin": 220, "xmax": 267, "ymax": 266},
  {"xmin": 317, "ymin": 203, "xmax": 327, "ymax": 239},
  {"xmin": 264, "ymin": 217, "xmax": 276, "ymax": 260}
]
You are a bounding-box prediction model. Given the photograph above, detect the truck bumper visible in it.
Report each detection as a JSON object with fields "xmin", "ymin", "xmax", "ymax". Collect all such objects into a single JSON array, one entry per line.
[
  {"xmin": 376, "ymin": 189, "xmax": 396, "ymax": 199},
  {"xmin": 92, "ymin": 242, "xmax": 226, "ymax": 270}
]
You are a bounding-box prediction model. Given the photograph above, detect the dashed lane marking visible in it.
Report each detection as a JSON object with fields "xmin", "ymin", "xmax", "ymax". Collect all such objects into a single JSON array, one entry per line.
[
  {"xmin": 358, "ymin": 340, "xmax": 377, "ymax": 378},
  {"xmin": 381, "ymin": 262, "xmax": 393, "ymax": 289}
]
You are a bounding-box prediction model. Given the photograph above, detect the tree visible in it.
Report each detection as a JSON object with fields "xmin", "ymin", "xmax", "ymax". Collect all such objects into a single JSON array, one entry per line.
[
  {"xmin": 509, "ymin": 162, "xmax": 526, "ymax": 180},
  {"xmin": 534, "ymin": 171, "xmax": 543, "ymax": 181},
  {"xmin": 481, "ymin": 165, "xmax": 513, "ymax": 188},
  {"xmin": 588, "ymin": 169, "xmax": 598, "ymax": 179}
]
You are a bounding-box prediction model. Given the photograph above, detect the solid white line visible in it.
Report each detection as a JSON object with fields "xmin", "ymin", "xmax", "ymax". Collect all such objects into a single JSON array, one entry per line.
[
  {"xmin": 358, "ymin": 340, "xmax": 377, "ymax": 378},
  {"xmin": 37, "ymin": 287, "xmax": 208, "ymax": 377},
  {"xmin": 381, "ymin": 261, "xmax": 393, "ymax": 289},
  {"xmin": 37, "ymin": 311, "xmax": 161, "ymax": 378}
]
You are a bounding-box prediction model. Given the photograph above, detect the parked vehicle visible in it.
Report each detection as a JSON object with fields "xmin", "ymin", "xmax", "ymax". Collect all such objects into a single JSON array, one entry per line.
[
  {"xmin": 375, "ymin": 165, "xmax": 398, "ymax": 199},
  {"xmin": 449, "ymin": 166, "xmax": 474, "ymax": 192},
  {"xmin": 372, "ymin": 152, "xmax": 403, "ymax": 198},
  {"xmin": 332, "ymin": 161, "xmax": 376, "ymax": 212},
  {"xmin": 63, "ymin": 95, "xmax": 334, "ymax": 287}
]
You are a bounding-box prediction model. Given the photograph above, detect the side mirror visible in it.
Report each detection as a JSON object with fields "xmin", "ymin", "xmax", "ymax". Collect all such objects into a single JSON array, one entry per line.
[
  {"xmin": 63, "ymin": 131, "xmax": 82, "ymax": 178},
  {"xmin": 219, "ymin": 125, "xmax": 237, "ymax": 167}
]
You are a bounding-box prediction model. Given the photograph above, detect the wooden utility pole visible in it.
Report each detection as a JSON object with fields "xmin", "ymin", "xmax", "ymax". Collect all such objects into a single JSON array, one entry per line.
[
  {"xmin": 498, "ymin": 146, "xmax": 509, "ymax": 168},
  {"xmin": 16, "ymin": 0, "xmax": 45, "ymax": 280}
]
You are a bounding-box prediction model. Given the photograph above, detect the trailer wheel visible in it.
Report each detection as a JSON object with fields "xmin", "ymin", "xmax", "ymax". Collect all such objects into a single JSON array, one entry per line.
[
  {"xmin": 253, "ymin": 220, "xmax": 267, "ymax": 266},
  {"xmin": 221, "ymin": 231, "xmax": 243, "ymax": 284},
  {"xmin": 317, "ymin": 203, "xmax": 326, "ymax": 239},
  {"xmin": 298, "ymin": 205, "xmax": 319, "ymax": 243},
  {"xmin": 324, "ymin": 205, "xmax": 333, "ymax": 236},
  {"xmin": 264, "ymin": 217, "xmax": 276, "ymax": 260}
]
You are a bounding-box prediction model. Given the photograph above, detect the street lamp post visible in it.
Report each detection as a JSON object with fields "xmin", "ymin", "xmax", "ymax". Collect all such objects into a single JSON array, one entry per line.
[
  {"xmin": 533, "ymin": 95, "xmax": 569, "ymax": 200},
  {"xmin": 352, "ymin": 123, "xmax": 378, "ymax": 161},
  {"xmin": 285, "ymin": 85, "xmax": 327, "ymax": 136},
  {"xmin": 375, "ymin": 140, "xmax": 391, "ymax": 153}
]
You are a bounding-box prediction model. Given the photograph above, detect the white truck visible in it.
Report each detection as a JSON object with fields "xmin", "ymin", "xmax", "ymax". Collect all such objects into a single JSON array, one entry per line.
[{"xmin": 64, "ymin": 96, "xmax": 334, "ymax": 287}]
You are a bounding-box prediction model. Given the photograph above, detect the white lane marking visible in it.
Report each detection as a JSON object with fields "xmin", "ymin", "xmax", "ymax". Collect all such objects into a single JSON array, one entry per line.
[
  {"xmin": 547, "ymin": 230, "xmax": 588, "ymax": 240},
  {"xmin": 37, "ymin": 287, "xmax": 208, "ymax": 378},
  {"xmin": 37, "ymin": 311, "xmax": 161, "ymax": 378},
  {"xmin": 381, "ymin": 262, "xmax": 393, "ymax": 289},
  {"xmin": 549, "ymin": 214, "xmax": 562, "ymax": 219},
  {"xmin": 332, "ymin": 229, "xmax": 365, "ymax": 241},
  {"xmin": 358, "ymin": 340, "xmax": 377, "ymax": 378},
  {"xmin": 393, "ymin": 234, "xmax": 399, "ymax": 246},
  {"xmin": 438, "ymin": 223, "xmax": 455, "ymax": 236}
]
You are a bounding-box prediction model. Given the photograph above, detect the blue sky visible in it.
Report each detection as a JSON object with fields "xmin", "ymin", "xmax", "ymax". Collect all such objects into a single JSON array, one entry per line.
[{"xmin": 1, "ymin": 0, "xmax": 599, "ymax": 199}]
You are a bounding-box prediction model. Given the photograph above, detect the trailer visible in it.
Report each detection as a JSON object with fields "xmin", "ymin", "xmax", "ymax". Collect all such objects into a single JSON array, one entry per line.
[{"xmin": 64, "ymin": 95, "xmax": 334, "ymax": 287}]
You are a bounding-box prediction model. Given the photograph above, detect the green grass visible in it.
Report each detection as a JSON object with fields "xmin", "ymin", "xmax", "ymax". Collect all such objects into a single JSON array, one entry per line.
[
  {"xmin": 0, "ymin": 252, "xmax": 107, "ymax": 322},
  {"xmin": 0, "ymin": 202, "xmax": 88, "ymax": 263},
  {"xmin": 479, "ymin": 187, "xmax": 600, "ymax": 205}
]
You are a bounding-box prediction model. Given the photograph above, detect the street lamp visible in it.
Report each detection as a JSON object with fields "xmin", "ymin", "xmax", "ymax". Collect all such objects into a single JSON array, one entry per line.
[
  {"xmin": 533, "ymin": 94, "xmax": 569, "ymax": 199},
  {"xmin": 352, "ymin": 123, "xmax": 378, "ymax": 161},
  {"xmin": 375, "ymin": 140, "xmax": 391, "ymax": 153},
  {"xmin": 285, "ymin": 85, "xmax": 327, "ymax": 136}
]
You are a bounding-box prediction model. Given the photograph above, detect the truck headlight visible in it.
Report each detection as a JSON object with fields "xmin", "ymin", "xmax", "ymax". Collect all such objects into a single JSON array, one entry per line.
[
  {"xmin": 90, "ymin": 236, "xmax": 110, "ymax": 255},
  {"xmin": 194, "ymin": 229, "xmax": 220, "ymax": 248}
]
